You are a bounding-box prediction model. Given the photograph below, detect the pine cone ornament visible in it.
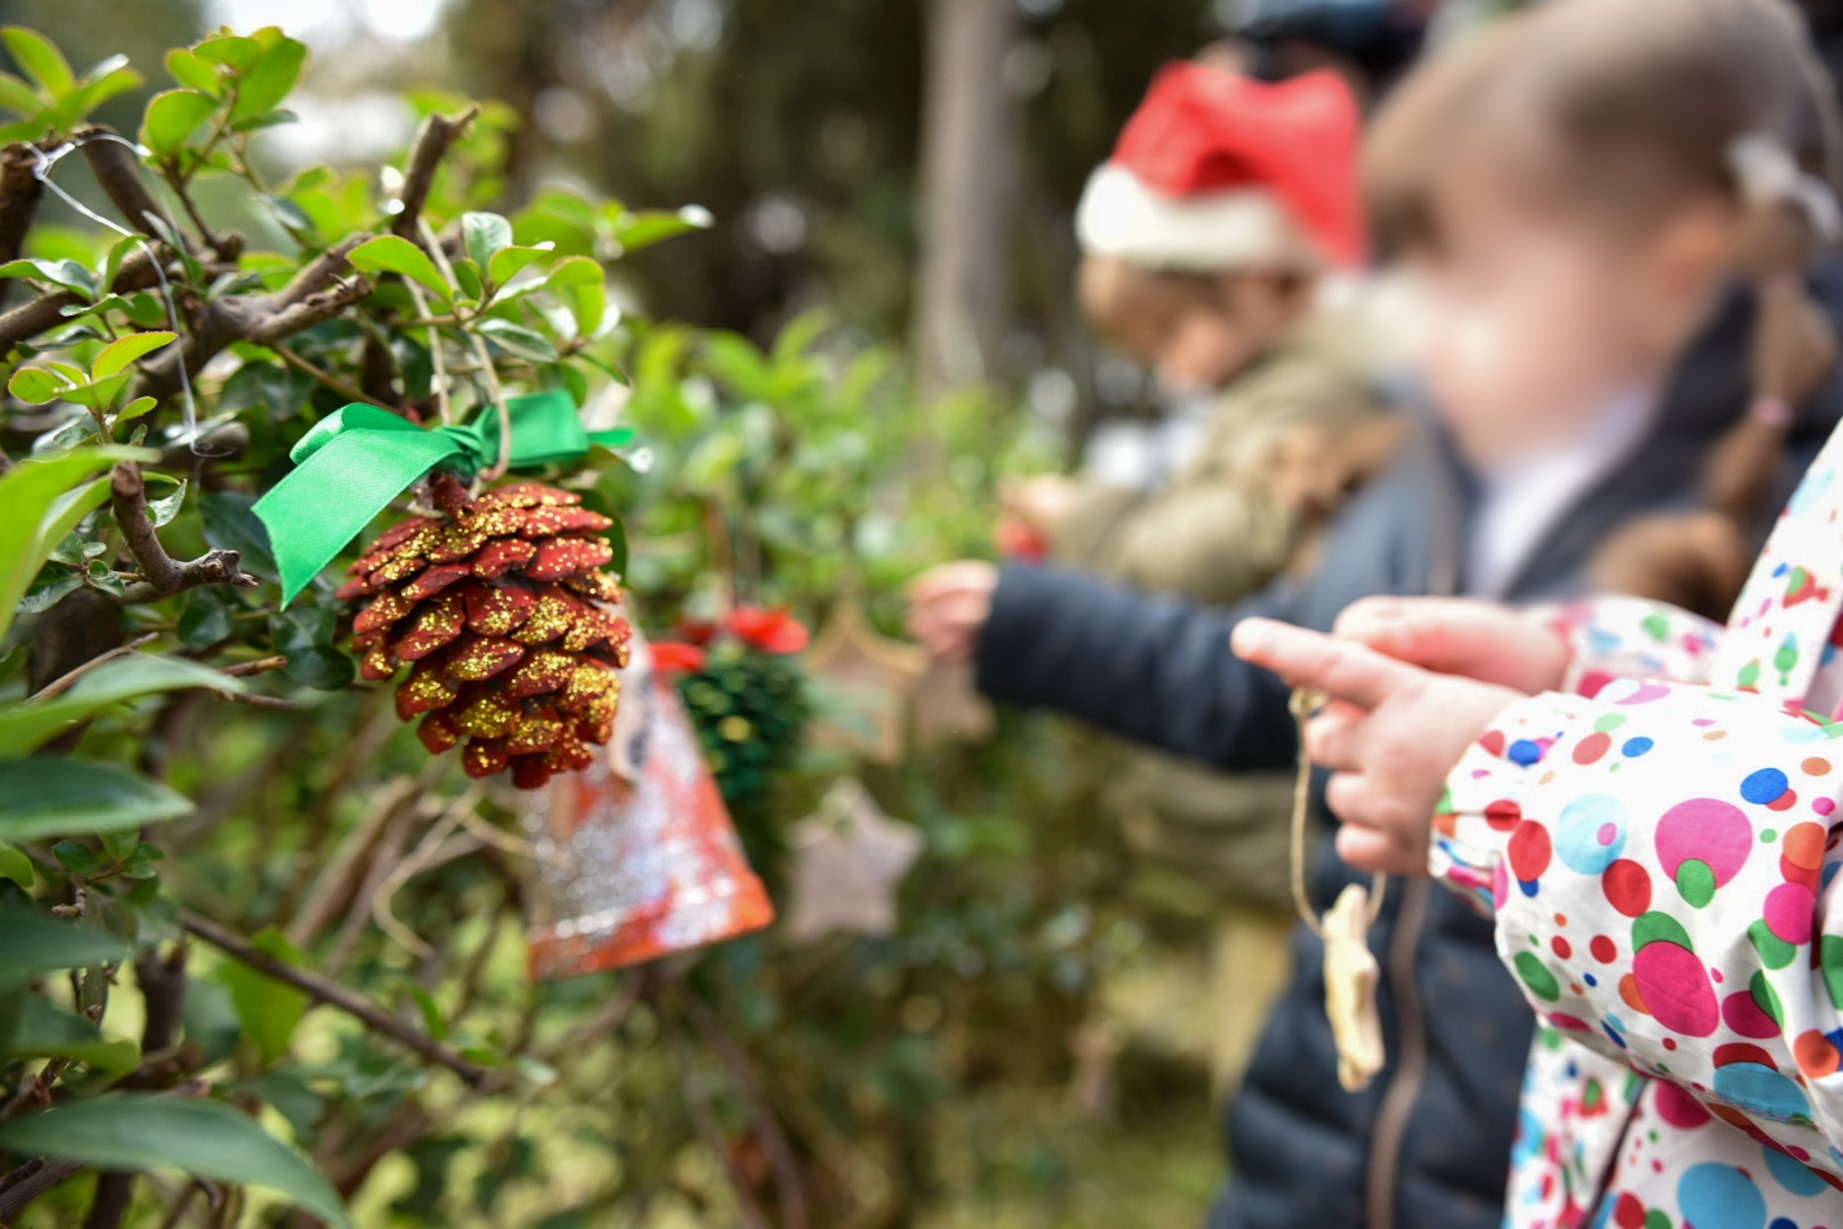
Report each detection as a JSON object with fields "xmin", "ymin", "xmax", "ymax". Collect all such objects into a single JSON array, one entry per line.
[{"xmin": 338, "ymin": 472, "xmax": 632, "ymax": 789}]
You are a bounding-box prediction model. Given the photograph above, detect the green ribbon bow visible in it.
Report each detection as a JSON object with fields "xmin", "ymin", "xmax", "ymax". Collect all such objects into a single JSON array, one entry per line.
[{"xmin": 253, "ymin": 390, "xmax": 632, "ymax": 604}]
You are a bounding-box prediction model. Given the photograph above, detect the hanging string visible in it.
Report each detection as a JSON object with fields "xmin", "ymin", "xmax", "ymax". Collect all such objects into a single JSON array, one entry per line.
[{"xmin": 27, "ymin": 130, "xmax": 209, "ymax": 455}]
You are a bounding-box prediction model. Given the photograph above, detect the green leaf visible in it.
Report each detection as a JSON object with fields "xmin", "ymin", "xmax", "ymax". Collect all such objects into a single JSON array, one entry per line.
[
  {"xmin": 7, "ymin": 365, "xmax": 70, "ymax": 405},
  {"xmin": 0, "ymin": 994, "xmax": 140, "ymax": 1078},
  {"xmin": 52, "ymin": 839, "xmax": 107, "ymax": 878},
  {"xmin": 177, "ymin": 587, "xmax": 235, "ymax": 651},
  {"xmin": 462, "ymin": 212, "xmax": 513, "ymax": 273},
  {"xmin": 165, "ymin": 48, "xmax": 219, "ymax": 95},
  {"xmin": 0, "ymin": 1095, "xmax": 353, "ymax": 1229},
  {"xmin": 200, "ymin": 491, "xmax": 277, "ymax": 583},
  {"xmin": 269, "ymin": 606, "xmax": 353, "ymax": 691},
  {"xmin": 217, "ymin": 928, "xmax": 309, "ymax": 1066},
  {"xmin": 193, "ymin": 33, "xmax": 262, "ymax": 72},
  {"xmin": 543, "ymin": 255, "xmax": 602, "ymax": 289},
  {"xmin": 475, "ymin": 318, "xmax": 558, "ymax": 364},
  {"xmin": 18, "ymin": 563, "xmax": 82, "ymax": 614},
  {"xmin": 0, "ymin": 447, "xmax": 147, "ymax": 643},
  {"xmin": 182, "ymin": 978, "xmax": 241, "ymax": 1066},
  {"xmin": 486, "ymin": 244, "xmax": 553, "ymax": 287},
  {"xmin": 0, "ymin": 759, "xmax": 191, "ymax": 841},
  {"xmin": 0, "ymin": 908, "xmax": 130, "ymax": 988},
  {"xmin": 230, "ymin": 35, "xmax": 306, "ymax": 121},
  {"xmin": 0, "ymin": 843, "xmax": 34, "ymax": 887},
  {"xmin": 0, "ymin": 656, "xmax": 250, "ymax": 756},
  {"xmin": 0, "ymin": 70, "xmax": 42, "ymax": 115},
  {"xmin": 2, "ymin": 28, "xmax": 75, "ymax": 98},
  {"xmin": 561, "ymin": 281, "xmax": 607, "ymax": 340},
  {"xmin": 142, "ymin": 477, "xmax": 186, "ymax": 529},
  {"xmin": 346, "ymin": 235, "xmax": 449, "ymax": 300},
  {"xmin": 54, "ymin": 62, "xmax": 141, "ymax": 130},
  {"xmin": 142, "ymin": 89, "xmax": 217, "ymax": 157},
  {"xmin": 91, "ymin": 331, "xmax": 176, "ymax": 380},
  {"xmin": 608, "ymin": 204, "xmax": 712, "ymax": 254},
  {"xmin": 114, "ymin": 396, "xmax": 158, "ymax": 428},
  {"xmin": 0, "ymin": 257, "xmax": 96, "ymax": 298}
]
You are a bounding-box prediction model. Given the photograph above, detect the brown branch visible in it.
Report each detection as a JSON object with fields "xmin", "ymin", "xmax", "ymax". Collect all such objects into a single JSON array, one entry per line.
[
  {"xmin": 270, "ymin": 342, "xmax": 372, "ymax": 406},
  {"xmin": 27, "ymin": 632, "xmax": 160, "ymax": 701},
  {"xmin": 0, "ymin": 242, "xmax": 170, "ymax": 353},
  {"xmin": 110, "ymin": 462, "xmax": 258, "ymax": 604},
  {"xmin": 75, "ymin": 126, "xmax": 189, "ymax": 250},
  {"xmin": 88, "ymin": 948, "xmax": 189, "ymax": 1228},
  {"xmin": 0, "ymin": 143, "xmax": 44, "ymax": 310},
  {"xmin": 0, "ymin": 1159, "xmax": 85, "ymax": 1220},
  {"xmin": 678, "ymin": 991, "xmax": 809, "ymax": 1229},
  {"xmin": 218, "ymin": 656, "xmax": 287, "ymax": 678},
  {"xmin": 179, "ymin": 910, "xmax": 488, "ymax": 1087},
  {"xmin": 390, "ymin": 109, "xmax": 478, "ymax": 241}
]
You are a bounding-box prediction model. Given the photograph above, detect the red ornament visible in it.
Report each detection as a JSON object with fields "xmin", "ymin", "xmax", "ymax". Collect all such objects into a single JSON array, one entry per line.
[
  {"xmin": 649, "ymin": 641, "xmax": 708, "ymax": 676},
  {"xmin": 726, "ymin": 606, "xmax": 808, "ymax": 655},
  {"xmin": 339, "ymin": 473, "xmax": 632, "ymax": 790}
]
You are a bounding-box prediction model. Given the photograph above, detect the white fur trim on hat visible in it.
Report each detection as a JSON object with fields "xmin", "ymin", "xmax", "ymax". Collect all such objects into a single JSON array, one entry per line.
[{"xmin": 1074, "ymin": 162, "xmax": 1315, "ymax": 272}]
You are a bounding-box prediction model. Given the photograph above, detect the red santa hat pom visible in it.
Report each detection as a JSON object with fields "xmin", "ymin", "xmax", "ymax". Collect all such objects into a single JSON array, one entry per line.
[{"xmin": 1076, "ymin": 64, "xmax": 1365, "ymax": 272}]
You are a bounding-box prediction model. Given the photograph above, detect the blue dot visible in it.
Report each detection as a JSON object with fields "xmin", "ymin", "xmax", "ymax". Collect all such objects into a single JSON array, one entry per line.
[
  {"xmin": 1676, "ymin": 1161, "xmax": 1767, "ymax": 1229},
  {"xmin": 1509, "ymin": 739, "xmax": 1544, "ymax": 767},
  {"xmin": 1713, "ymin": 1062, "xmax": 1810, "ymax": 1122},
  {"xmin": 1583, "ymin": 972, "xmax": 1598, "ymax": 987},
  {"xmin": 1762, "ymin": 1145, "xmax": 1828, "ymax": 1197},
  {"xmin": 1742, "ymin": 767, "xmax": 1791, "ymax": 805},
  {"xmin": 1517, "ymin": 877, "xmax": 1539, "ymax": 897},
  {"xmin": 1773, "ymin": 1218, "xmax": 1800, "ymax": 1229},
  {"xmin": 1622, "ymin": 736, "xmax": 1654, "ymax": 757}
]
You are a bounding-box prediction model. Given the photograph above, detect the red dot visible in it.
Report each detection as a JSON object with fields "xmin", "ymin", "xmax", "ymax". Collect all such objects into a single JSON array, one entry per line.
[
  {"xmin": 1615, "ymin": 1193, "xmax": 1646, "ymax": 1229},
  {"xmin": 1663, "ymin": 1037, "xmax": 1678, "ymax": 1051},
  {"xmin": 1574, "ymin": 732, "xmax": 1612, "ymax": 765},
  {"xmin": 1768, "ymin": 790, "xmax": 1800, "ymax": 812},
  {"xmin": 1591, "ymin": 935, "xmax": 1618, "ymax": 963},
  {"xmin": 1603, "ymin": 859, "xmax": 1652, "ymax": 917},
  {"xmin": 1509, "ymin": 821, "xmax": 1553, "ymax": 881},
  {"xmin": 1553, "ymin": 936, "xmax": 1573, "ymax": 959}
]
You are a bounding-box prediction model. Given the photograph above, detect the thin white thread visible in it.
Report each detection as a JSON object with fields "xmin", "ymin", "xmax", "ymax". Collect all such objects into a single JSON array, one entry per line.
[{"xmin": 27, "ymin": 132, "xmax": 208, "ymax": 454}]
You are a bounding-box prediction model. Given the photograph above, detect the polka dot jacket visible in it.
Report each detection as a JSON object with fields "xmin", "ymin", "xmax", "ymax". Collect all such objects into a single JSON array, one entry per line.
[{"xmin": 1432, "ymin": 425, "xmax": 1843, "ymax": 1229}]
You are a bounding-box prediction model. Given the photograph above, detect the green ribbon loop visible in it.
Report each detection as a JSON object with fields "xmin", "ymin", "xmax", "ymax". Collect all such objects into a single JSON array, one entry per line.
[{"xmin": 253, "ymin": 390, "xmax": 633, "ymax": 604}]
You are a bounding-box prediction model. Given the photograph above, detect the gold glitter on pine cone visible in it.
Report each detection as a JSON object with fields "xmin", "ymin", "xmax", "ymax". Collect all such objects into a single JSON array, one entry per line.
[{"xmin": 339, "ymin": 473, "xmax": 632, "ymax": 790}]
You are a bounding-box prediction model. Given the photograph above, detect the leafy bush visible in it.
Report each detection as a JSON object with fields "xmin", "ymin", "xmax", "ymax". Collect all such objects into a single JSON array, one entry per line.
[{"xmin": 0, "ymin": 21, "xmax": 1162, "ymax": 1229}]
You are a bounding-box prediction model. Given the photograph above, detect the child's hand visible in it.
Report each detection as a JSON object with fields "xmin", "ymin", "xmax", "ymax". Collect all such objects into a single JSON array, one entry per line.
[
  {"xmin": 906, "ymin": 562, "xmax": 999, "ymax": 664},
  {"xmin": 1333, "ymin": 597, "xmax": 1571, "ymax": 695},
  {"xmin": 1232, "ymin": 617, "xmax": 1522, "ymax": 875}
]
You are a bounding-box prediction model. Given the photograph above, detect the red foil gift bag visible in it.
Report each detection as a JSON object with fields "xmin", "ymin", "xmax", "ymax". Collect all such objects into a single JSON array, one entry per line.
[{"xmin": 523, "ymin": 627, "xmax": 774, "ymax": 978}]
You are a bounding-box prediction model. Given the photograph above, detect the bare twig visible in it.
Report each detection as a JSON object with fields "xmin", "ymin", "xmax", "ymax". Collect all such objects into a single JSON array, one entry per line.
[
  {"xmin": 0, "ymin": 242, "xmax": 171, "ymax": 352},
  {"xmin": 0, "ymin": 1159, "xmax": 85, "ymax": 1220},
  {"xmin": 27, "ymin": 632, "xmax": 159, "ymax": 701},
  {"xmin": 270, "ymin": 342, "xmax": 373, "ymax": 406},
  {"xmin": 75, "ymin": 126, "xmax": 189, "ymax": 251},
  {"xmin": 89, "ymin": 947, "xmax": 190, "ymax": 1227},
  {"xmin": 679, "ymin": 991, "xmax": 810, "ymax": 1229},
  {"xmin": 110, "ymin": 462, "xmax": 259, "ymax": 604},
  {"xmin": 390, "ymin": 109, "xmax": 478, "ymax": 241},
  {"xmin": 217, "ymin": 656, "xmax": 287, "ymax": 678},
  {"xmin": 179, "ymin": 910, "xmax": 488, "ymax": 1087},
  {"xmin": 417, "ymin": 218, "xmax": 509, "ymax": 473}
]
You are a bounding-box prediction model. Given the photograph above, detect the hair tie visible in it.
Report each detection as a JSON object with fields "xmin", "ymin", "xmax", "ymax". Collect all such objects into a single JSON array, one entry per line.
[{"xmin": 1728, "ymin": 133, "xmax": 1842, "ymax": 242}]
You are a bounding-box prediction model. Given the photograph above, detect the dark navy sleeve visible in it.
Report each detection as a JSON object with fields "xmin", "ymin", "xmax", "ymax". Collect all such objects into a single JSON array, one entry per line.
[{"xmin": 972, "ymin": 563, "xmax": 1303, "ymax": 772}]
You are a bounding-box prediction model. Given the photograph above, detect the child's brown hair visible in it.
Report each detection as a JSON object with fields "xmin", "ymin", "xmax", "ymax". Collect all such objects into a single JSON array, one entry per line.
[{"xmin": 1366, "ymin": 0, "xmax": 1843, "ymax": 616}]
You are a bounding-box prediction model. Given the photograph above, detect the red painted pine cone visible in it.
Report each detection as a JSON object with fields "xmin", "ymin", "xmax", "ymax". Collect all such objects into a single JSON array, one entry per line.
[{"xmin": 338, "ymin": 473, "xmax": 632, "ymax": 790}]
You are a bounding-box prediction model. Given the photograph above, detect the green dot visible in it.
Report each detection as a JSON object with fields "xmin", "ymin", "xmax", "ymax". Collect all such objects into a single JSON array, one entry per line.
[
  {"xmin": 1514, "ymin": 951, "xmax": 1561, "ymax": 1001},
  {"xmin": 1594, "ymin": 713, "xmax": 1628, "ymax": 734},
  {"xmin": 1762, "ymin": 829, "xmax": 1778, "ymax": 843},
  {"xmin": 1674, "ymin": 859, "xmax": 1716, "ymax": 908},
  {"xmin": 1752, "ymin": 918, "xmax": 1798, "ymax": 970},
  {"xmin": 1645, "ymin": 1210, "xmax": 1672, "ymax": 1229}
]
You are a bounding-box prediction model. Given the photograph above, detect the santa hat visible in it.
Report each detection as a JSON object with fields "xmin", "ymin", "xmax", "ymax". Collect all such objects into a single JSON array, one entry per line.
[{"xmin": 1076, "ymin": 64, "xmax": 1365, "ymax": 272}]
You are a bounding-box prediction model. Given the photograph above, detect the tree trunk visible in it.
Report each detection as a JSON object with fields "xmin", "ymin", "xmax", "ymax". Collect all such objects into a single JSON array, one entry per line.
[{"xmin": 912, "ymin": 0, "xmax": 1019, "ymax": 399}]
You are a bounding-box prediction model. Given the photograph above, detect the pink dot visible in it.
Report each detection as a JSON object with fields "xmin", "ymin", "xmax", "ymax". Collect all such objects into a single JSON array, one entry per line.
[
  {"xmin": 1816, "ymin": 797, "xmax": 1836, "ymax": 817},
  {"xmin": 1655, "ymin": 797, "xmax": 1753, "ymax": 885},
  {"xmin": 1721, "ymin": 989, "xmax": 1781, "ymax": 1038},
  {"xmin": 1633, "ymin": 942, "xmax": 1719, "ymax": 1036},
  {"xmin": 1765, "ymin": 881, "xmax": 1816, "ymax": 946},
  {"xmin": 1598, "ymin": 823, "xmax": 1618, "ymax": 847},
  {"xmin": 1654, "ymin": 1085, "xmax": 1711, "ymax": 1130}
]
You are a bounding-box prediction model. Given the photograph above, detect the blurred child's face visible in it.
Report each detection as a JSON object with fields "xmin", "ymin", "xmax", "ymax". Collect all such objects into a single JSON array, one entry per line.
[
  {"xmin": 1080, "ymin": 256, "xmax": 1309, "ymax": 397},
  {"xmin": 1404, "ymin": 170, "xmax": 1730, "ymax": 467}
]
